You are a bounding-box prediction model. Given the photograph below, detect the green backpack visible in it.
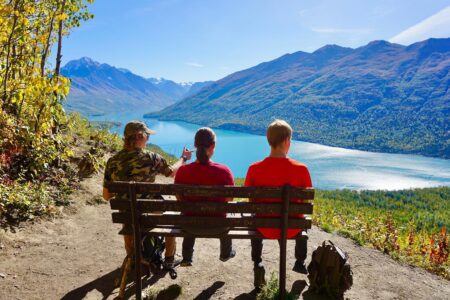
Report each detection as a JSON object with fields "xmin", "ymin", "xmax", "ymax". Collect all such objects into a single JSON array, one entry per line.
[{"xmin": 307, "ymin": 240, "xmax": 353, "ymax": 300}]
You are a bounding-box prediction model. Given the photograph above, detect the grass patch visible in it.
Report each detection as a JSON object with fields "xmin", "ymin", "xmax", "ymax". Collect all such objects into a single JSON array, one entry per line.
[
  {"xmin": 144, "ymin": 284, "xmax": 182, "ymax": 300},
  {"xmin": 257, "ymin": 273, "xmax": 298, "ymax": 300},
  {"xmin": 86, "ymin": 195, "xmax": 106, "ymax": 206}
]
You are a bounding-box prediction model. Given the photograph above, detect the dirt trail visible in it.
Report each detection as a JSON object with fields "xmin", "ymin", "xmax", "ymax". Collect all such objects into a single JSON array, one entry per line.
[{"xmin": 0, "ymin": 174, "xmax": 449, "ymax": 300}]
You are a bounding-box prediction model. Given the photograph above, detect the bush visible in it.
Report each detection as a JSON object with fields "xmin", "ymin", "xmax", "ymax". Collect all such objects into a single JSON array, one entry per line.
[
  {"xmin": 0, "ymin": 111, "xmax": 124, "ymax": 226},
  {"xmin": 0, "ymin": 181, "xmax": 67, "ymax": 226},
  {"xmin": 314, "ymin": 188, "xmax": 450, "ymax": 279}
]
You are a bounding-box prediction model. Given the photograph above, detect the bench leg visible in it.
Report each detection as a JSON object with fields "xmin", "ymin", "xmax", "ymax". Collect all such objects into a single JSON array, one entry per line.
[
  {"xmin": 279, "ymin": 185, "xmax": 293, "ymax": 299},
  {"xmin": 279, "ymin": 238, "xmax": 287, "ymax": 299},
  {"xmin": 118, "ymin": 256, "xmax": 132, "ymax": 299},
  {"xmin": 114, "ymin": 256, "xmax": 128, "ymax": 288}
]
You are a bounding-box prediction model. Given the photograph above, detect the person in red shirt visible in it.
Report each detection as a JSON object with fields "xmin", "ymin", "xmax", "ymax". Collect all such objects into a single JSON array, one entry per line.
[
  {"xmin": 245, "ymin": 119, "xmax": 312, "ymax": 288},
  {"xmin": 175, "ymin": 127, "xmax": 236, "ymax": 266}
]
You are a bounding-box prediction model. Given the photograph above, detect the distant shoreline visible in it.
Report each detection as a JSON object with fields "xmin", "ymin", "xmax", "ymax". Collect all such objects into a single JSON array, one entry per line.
[{"xmin": 144, "ymin": 116, "xmax": 449, "ymax": 161}]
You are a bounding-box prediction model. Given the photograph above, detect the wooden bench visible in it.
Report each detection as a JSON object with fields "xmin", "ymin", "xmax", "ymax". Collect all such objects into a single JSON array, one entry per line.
[{"xmin": 107, "ymin": 181, "xmax": 314, "ymax": 300}]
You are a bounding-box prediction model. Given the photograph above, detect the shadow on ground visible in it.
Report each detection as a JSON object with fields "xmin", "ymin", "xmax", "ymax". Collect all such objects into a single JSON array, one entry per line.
[
  {"xmin": 193, "ymin": 281, "xmax": 225, "ymax": 299},
  {"xmin": 233, "ymin": 280, "xmax": 331, "ymax": 300},
  {"xmin": 60, "ymin": 266, "xmax": 179, "ymax": 300},
  {"xmin": 61, "ymin": 270, "xmax": 332, "ymax": 300},
  {"xmin": 61, "ymin": 268, "xmax": 121, "ymax": 300}
]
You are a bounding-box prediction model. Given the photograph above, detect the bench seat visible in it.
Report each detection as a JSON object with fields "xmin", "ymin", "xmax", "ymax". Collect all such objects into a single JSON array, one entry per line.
[{"xmin": 119, "ymin": 227, "xmax": 309, "ymax": 239}]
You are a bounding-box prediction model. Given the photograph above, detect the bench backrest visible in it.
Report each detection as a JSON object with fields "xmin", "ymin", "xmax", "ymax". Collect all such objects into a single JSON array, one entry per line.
[{"xmin": 107, "ymin": 181, "xmax": 314, "ymax": 231}]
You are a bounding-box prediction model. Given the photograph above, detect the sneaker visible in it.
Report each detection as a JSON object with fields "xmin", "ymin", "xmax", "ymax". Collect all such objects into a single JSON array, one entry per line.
[
  {"xmin": 292, "ymin": 260, "xmax": 308, "ymax": 274},
  {"xmin": 253, "ymin": 262, "xmax": 266, "ymax": 289},
  {"xmin": 219, "ymin": 249, "xmax": 236, "ymax": 262},
  {"xmin": 180, "ymin": 259, "xmax": 192, "ymax": 267}
]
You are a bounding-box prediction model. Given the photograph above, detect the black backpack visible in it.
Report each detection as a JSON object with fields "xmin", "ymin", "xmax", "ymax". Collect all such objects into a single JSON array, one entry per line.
[
  {"xmin": 141, "ymin": 235, "xmax": 165, "ymax": 271},
  {"xmin": 307, "ymin": 240, "xmax": 353, "ymax": 300}
]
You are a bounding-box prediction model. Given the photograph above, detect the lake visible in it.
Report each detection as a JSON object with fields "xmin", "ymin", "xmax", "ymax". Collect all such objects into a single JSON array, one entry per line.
[{"xmin": 90, "ymin": 111, "xmax": 450, "ymax": 190}]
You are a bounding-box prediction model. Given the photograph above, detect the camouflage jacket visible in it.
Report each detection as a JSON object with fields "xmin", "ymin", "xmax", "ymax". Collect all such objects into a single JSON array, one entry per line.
[{"xmin": 103, "ymin": 148, "xmax": 173, "ymax": 195}]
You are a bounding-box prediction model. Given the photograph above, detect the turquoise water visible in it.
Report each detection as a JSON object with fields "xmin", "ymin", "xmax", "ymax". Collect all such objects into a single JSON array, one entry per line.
[{"xmin": 91, "ymin": 112, "xmax": 450, "ymax": 190}]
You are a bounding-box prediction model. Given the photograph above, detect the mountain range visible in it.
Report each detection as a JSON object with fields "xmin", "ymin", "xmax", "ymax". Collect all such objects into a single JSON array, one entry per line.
[
  {"xmin": 147, "ymin": 38, "xmax": 450, "ymax": 159},
  {"xmin": 61, "ymin": 57, "xmax": 211, "ymax": 115},
  {"xmin": 148, "ymin": 78, "xmax": 213, "ymax": 102}
]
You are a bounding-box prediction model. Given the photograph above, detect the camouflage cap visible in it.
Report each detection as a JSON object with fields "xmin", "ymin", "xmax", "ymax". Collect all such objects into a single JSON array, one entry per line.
[{"xmin": 124, "ymin": 120, "xmax": 156, "ymax": 137}]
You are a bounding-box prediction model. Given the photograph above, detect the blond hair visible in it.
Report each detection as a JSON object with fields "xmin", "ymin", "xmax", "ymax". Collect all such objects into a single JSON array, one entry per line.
[{"xmin": 266, "ymin": 119, "xmax": 292, "ymax": 148}]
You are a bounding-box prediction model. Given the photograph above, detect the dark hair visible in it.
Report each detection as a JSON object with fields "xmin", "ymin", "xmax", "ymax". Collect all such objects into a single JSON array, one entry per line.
[{"xmin": 194, "ymin": 127, "xmax": 216, "ymax": 164}]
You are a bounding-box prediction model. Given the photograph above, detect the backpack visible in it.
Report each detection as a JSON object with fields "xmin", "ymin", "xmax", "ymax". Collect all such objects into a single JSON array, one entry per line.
[
  {"xmin": 307, "ymin": 240, "xmax": 353, "ymax": 300},
  {"xmin": 141, "ymin": 235, "xmax": 165, "ymax": 272}
]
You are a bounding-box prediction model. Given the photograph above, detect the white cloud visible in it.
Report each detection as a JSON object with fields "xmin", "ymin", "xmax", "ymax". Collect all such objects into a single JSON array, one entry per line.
[
  {"xmin": 186, "ymin": 62, "xmax": 204, "ymax": 68},
  {"xmin": 311, "ymin": 27, "xmax": 371, "ymax": 35},
  {"xmin": 390, "ymin": 5, "xmax": 450, "ymax": 45}
]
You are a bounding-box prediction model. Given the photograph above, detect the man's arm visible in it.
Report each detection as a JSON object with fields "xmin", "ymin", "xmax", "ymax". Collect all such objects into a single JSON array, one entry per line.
[{"xmin": 169, "ymin": 158, "xmax": 185, "ymax": 178}]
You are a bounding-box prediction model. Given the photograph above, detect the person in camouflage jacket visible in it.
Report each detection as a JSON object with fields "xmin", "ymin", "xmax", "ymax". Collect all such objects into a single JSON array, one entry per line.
[{"xmin": 103, "ymin": 121, "xmax": 192, "ymax": 266}]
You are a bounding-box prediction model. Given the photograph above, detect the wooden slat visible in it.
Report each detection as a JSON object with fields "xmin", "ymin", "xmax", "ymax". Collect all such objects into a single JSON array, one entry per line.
[
  {"xmin": 119, "ymin": 226, "xmax": 310, "ymax": 235},
  {"xmin": 106, "ymin": 182, "xmax": 314, "ymax": 199},
  {"xmin": 136, "ymin": 200, "xmax": 313, "ymax": 214},
  {"xmin": 112, "ymin": 213, "xmax": 312, "ymax": 228},
  {"xmin": 119, "ymin": 226, "xmax": 309, "ymax": 239},
  {"xmin": 112, "ymin": 212, "xmax": 132, "ymax": 224},
  {"xmin": 144, "ymin": 228, "xmax": 309, "ymax": 239},
  {"xmin": 149, "ymin": 228, "xmax": 260, "ymax": 239},
  {"xmin": 105, "ymin": 182, "xmax": 130, "ymax": 193},
  {"xmin": 118, "ymin": 227, "xmax": 133, "ymax": 235},
  {"xmin": 140, "ymin": 215, "xmax": 311, "ymax": 229},
  {"xmin": 110, "ymin": 198, "xmax": 130, "ymax": 210}
]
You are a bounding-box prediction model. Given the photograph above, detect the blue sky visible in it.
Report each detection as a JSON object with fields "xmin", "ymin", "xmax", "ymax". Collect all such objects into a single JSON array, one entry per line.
[{"xmin": 60, "ymin": 0, "xmax": 450, "ymax": 82}]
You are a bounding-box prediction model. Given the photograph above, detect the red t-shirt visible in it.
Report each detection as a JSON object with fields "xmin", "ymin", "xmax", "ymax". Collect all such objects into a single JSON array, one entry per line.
[
  {"xmin": 244, "ymin": 157, "xmax": 312, "ymax": 239},
  {"xmin": 175, "ymin": 161, "xmax": 234, "ymax": 216}
]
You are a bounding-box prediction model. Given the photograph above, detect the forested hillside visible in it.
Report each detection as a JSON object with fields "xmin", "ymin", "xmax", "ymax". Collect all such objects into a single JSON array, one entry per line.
[{"xmin": 148, "ymin": 38, "xmax": 450, "ymax": 158}]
